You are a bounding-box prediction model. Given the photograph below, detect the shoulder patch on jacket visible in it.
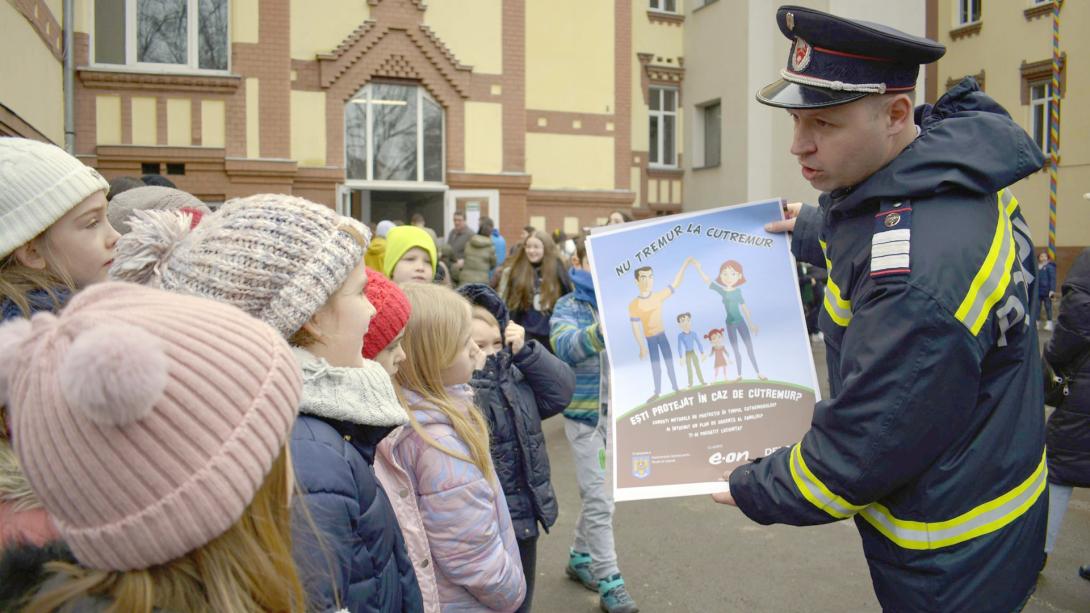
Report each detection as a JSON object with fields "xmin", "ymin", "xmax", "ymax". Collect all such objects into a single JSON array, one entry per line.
[{"xmin": 871, "ymin": 202, "xmax": 912, "ymax": 280}]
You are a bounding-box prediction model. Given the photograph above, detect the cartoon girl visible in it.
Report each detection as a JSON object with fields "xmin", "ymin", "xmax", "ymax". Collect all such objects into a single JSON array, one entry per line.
[
  {"xmin": 703, "ymin": 328, "xmax": 730, "ymax": 382},
  {"xmin": 694, "ymin": 259, "xmax": 766, "ymax": 380}
]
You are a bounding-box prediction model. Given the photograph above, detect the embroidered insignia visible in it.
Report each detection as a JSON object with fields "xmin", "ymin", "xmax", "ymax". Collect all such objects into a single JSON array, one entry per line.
[
  {"xmin": 871, "ymin": 203, "xmax": 912, "ymax": 279},
  {"xmin": 792, "ymin": 37, "xmax": 812, "ymax": 72}
]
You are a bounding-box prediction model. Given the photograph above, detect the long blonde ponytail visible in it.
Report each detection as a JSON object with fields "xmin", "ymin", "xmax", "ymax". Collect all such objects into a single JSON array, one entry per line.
[{"xmin": 396, "ymin": 283, "xmax": 494, "ymax": 480}]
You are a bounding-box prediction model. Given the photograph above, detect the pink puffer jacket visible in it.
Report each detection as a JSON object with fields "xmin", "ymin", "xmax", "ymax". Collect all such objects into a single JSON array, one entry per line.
[{"xmin": 376, "ymin": 385, "xmax": 525, "ymax": 612}]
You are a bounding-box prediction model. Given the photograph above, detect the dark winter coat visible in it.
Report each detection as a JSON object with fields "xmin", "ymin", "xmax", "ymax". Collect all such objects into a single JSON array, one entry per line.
[
  {"xmin": 290, "ymin": 352, "xmax": 424, "ymax": 613},
  {"xmin": 458, "ymin": 284, "xmax": 575, "ymax": 540},
  {"xmin": 1046, "ymin": 248, "xmax": 1090, "ymax": 487},
  {"xmin": 730, "ymin": 79, "xmax": 1047, "ymax": 612},
  {"xmin": 459, "ymin": 234, "xmax": 497, "ymax": 285},
  {"xmin": 0, "ymin": 541, "xmax": 75, "ymax": 612},
  {"xmin": 0, "ymin": 287, "xmax": 70, "ymax": 322},
  {"xmin": 1038, "ymin": 260, "xmax": 1057, "ymax": 298}
]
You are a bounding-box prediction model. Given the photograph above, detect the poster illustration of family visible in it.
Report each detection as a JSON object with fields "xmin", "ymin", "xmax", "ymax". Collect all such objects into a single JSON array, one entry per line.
[{"xmin": 586, "ymin": 199, "xmax": 820, "ymax": 501}]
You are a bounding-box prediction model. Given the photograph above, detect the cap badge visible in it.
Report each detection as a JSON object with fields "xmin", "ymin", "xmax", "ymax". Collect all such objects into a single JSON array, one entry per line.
[
  {"xmin": 786, "ymin": 12, "xmax": 795, "ymax": 31},
  {"xmin": 792, "ymin": 37, "xmax": 812, "ymax": 72},
  {"xmin": 884, "ymin": 213, "xmax": 902, "ymax": 228}
]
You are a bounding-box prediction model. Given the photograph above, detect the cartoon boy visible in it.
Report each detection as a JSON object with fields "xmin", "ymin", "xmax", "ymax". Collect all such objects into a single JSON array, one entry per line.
[
  {"xmin": 629, "ymin": 257, "xmax": 693, "ymax": 402},
  {"xmin": 676, "ymin": 313, "xmax": 706, "ymax": 388}
]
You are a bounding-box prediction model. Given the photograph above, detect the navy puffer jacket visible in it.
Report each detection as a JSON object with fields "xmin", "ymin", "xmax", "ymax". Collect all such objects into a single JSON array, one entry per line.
[
  {"xmin": 1046, "ymin": 248, "xmax": 1090, "ymax": 487},
  {"xmin": 290, "ymin": 351, "xmax": 424, "ymax": 613},
  {"xmin": 459, "ymin": 284, "xmax": 575, "ymax": 540}
]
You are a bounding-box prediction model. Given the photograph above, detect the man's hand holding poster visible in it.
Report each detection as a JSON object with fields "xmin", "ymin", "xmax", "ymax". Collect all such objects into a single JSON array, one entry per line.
[{"xmin": 587, "ymin": 200, "xmax": 820, "ymax": 501}]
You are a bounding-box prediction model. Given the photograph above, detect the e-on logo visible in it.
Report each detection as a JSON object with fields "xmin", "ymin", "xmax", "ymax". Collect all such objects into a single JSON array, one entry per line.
[{"xmin": 708, "ymin": 450, "xmax": 750, "ymax": 465}]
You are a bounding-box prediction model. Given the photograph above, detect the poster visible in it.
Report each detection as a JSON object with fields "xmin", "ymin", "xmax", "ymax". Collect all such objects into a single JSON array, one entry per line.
[{"xmin": 586, "ymin": 200, "xmax": 820, "ymax": 501}]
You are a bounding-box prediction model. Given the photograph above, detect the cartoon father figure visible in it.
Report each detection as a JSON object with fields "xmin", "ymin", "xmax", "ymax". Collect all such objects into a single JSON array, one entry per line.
[{"xmin": 629, "ymin": 256, "xmax": 694, "ymax": 402}]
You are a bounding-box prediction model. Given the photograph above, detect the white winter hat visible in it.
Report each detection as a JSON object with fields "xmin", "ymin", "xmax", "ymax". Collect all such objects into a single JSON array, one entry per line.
[{"xmin": 0, "ymin": 138, "xmax": 109, "ymax": 259}]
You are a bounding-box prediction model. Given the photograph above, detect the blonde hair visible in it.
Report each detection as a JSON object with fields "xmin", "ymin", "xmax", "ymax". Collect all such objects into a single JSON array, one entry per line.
[
  {"xmin": 0, "ymin": 238, "xmax": 76, "ymax": 318},
  {"xmin": 26, "ymin": 447, "xmax": 306, "ymax": 613},
  {"xmin": 396, "ymin": 283, "xmax": 493, "ymax": 480},
  {"xmin": 471, "ymin": 305, "xmax": 500, "ymax": 332},
  {"xmin": 288, "ymin": 223, "xmax": 369, "ymax": 348}
]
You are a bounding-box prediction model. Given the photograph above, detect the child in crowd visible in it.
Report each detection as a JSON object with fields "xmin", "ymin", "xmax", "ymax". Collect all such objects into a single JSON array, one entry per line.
[
  {"xmin": 0, "ymin": 138, "xmax": 114, "ymax": 553},
  {"xmin": 458, "ymin": 283, "xmax": 575, "ymax": 612},
  {"xmin": 363, "ymin": 269, "xmax": 411, "ymax": 378},
  {"xmin": 0, "ymin": 138, "xmax": 115, "ymax": 322},
  {"xmin": 106, "ymin": 185, "xmax": 210, "ymax": 234},
  {"xmin": 366, "ymin": 220, "xmax": 397, "ymax": 271},
  {"xmin": 385, "ymin": 225, "xmax": 440, "ymax": 285},
  {"xmin": 550, "ymin": 237, "xmax": 639, "ymax": 613},
  {"xmin": 498, "ymin": 230, "xmax": 572, "ymax": 351},
  {"xmin": 377, "ymin": 283, "xmax": 526, "ymax": 612},
  {"xmin": 110, "ymin": 195, "xmax": 423, "ymax": 613},
  {"xmin": 0, "ymin": 283, "xmax": 304, "ymax": 612}
]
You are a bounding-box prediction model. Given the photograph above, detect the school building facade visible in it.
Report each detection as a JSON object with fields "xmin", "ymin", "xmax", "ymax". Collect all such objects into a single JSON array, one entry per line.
[{"xmin": 3, "ymin": 0, "xmax": 690, "ymax": 241}]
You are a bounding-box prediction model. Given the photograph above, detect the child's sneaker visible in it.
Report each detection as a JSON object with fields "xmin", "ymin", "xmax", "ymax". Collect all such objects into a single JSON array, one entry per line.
[
  {"xmin": 565, "ymin": 550, "xmax": 595, "ymax": 591},
  {"xmin": 598, "ymin": 573, "xmax": 639, "ymax": 613}
]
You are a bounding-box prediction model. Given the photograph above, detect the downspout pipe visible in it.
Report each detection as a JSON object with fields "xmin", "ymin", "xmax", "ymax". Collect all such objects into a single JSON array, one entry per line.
[{"xmin": 63, "ymin": 0, "xmax": 75, "ymax": 153}]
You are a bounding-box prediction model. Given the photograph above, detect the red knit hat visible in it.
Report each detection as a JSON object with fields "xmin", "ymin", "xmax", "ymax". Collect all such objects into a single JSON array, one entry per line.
[{"xmin": 362, "ymin": 268, "xmax": 411, "ymax": 359}]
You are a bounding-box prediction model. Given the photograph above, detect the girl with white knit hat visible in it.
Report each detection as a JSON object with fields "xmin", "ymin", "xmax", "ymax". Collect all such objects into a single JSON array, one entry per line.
[
  {"xmin": 0, "ymin": 138, "xmax": 117, "ymax": 321},
  {"xmin": 0, "ymin": 282, "xmax": 305, "ymax": 612},
  {"xmin": 110, "ymin": 194, "xmax": 427, "ymax": 612}
]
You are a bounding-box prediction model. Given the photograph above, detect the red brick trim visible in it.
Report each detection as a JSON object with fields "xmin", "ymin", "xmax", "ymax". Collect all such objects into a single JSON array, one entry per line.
[
  {"xmin": 368, "ymin": 0, "xmax": 426, "ymax": 11},
  {"xmin": 527, "ymin": 189, "xmax": 634, "ymax": 207},
  {"xmin": 156, "ymin": 98, "xmax": 168, "ymax": 146},
  {"xmin": 637, "ymin": 52, "xmax": 684, "ymax": 106},
  {"xmin": 526, "ymin": 110, "xmax": 616, "ymax": 136},
  {"xmin": 291, "ymin": 60, "xmax": 322, "ymax": 91},
  {"xmin": 120, "ymin": 94, "xmax": 133, "ymax": 145},
  {"xmin": 77, "ymin": 70, "xmax": 242, "ymax": 94},
  {"xmin": 925, "ymin": 0, "xmax": 938, "ymax": 104},
  {"xmin": 501, "ymin": 0, "xmax": 526, "ymax": 173},
  {"xmin": 448, "ymin": 171, "xmax": 532, "ymax": 191},
  {"xmin": 10, "ymin": 0, "xmax": 62, "ymax": 61},
  {"xmin": 0, "ymin": 103, "xmax": 54, "ymax": 143}
]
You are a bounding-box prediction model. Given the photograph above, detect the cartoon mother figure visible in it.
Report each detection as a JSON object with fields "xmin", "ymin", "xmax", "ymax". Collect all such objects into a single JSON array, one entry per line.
[{"xmin": 694, "ymin": 259, "xmax": 766, "ymax": 381}]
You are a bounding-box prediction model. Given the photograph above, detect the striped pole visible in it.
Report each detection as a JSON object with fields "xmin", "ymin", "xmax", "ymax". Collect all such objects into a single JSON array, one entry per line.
[{"xmin": 1047, "ymin": 0, "xmax": 1061, "ymax": 260}]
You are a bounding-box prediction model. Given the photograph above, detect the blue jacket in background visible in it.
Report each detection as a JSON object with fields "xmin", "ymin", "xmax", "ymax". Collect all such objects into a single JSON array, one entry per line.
[
  {"xmin": 1038, "ymin": 260, "xmax": 1056, "ymax": 298},
  {"xmin": 459, "ymin": 284, "xmax": 574, "ymax": 540},
  {"xmin": 730, "ymin": 79, "xmax": 1047, "ymax": 612},
  {"xmin": 0, "ymin": 288, "xmax": 69, "ymax": 322},
  {"xmin": 492, "ymin": 229, "xmax": 507, "ymax": 268}
]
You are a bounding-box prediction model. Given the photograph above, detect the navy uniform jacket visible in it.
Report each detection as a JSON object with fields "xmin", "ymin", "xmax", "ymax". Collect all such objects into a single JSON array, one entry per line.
[{"xmin": 730, "ymin": 79, "xmax": 1047, "ymax": 612}]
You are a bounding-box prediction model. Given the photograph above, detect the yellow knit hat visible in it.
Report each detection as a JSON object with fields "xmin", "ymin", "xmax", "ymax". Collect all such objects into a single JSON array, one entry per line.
[{"xmin": 383, "ymin": 225, "xmax": 437, "ymax": 278}]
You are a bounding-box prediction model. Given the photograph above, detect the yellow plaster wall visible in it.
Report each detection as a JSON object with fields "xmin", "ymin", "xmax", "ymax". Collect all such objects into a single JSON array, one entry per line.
[
  {"xmin": 291, "ymin": 91, "xmax": 327, "ymax": 166},
  {"xmin": 246, "ymin": 79, "xmax": 260, "ymax": 158},
  {"xmin": 937, "ymin": 0, "xmax": 1089, "ymax": 248},
  {"xmin": 631, "ymin": 10, "xmax": 685, "ymax": 150},
  {"xmin": 526, "ymin": 0, "xmax": 613, "ymax": 113},
  {"xmin": 74, "ymin": 0, "xmax": 91, "ymax": 33},
  {"xmin": 464, "ymin": 101, "xmax": 503, "ymax": 174},
  {"xmin": 529, "ymin": 215, "xmax": 547, "ymax": 231},
  {"xmin": 424, "ymin": 0, "xmax": 501, "ymax": 74},
  {"xmin": 131, "ymin": 97, "xmax": 157, "ymax": 146},
  {"xmin": 95, "ymin": 95, "xmax": 121, "ymax": 145},
  {"xmin": 201, "ymin": 100, "xmax": 225, "ymax": 148},
  {"xmin": 526, "ymin": 133, "xmax": 614, "ymax": 190},
  {"xmin": 291, "ymin": 0, "xmax": 369, "ymax": 59},
  {"xmin": 1, "ymin": 1, "xmax": 63, "ymax": 143},
  {"xmin": 166, "ymin": 99, "xmax": 191, "ymax": 146},
  {"xmin": 233, "ymin": 0, "xmax": 259, "ymax": 44}
]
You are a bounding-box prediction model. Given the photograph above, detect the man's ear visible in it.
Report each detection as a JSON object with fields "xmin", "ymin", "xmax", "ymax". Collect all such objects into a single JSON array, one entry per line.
[
  {"xmin": 886, "ymin": 94, "xmax": 914, "ymax": 135},
  {"xmin": 12, "ymin": 240, "xmax": 48, "ymax": 270}
]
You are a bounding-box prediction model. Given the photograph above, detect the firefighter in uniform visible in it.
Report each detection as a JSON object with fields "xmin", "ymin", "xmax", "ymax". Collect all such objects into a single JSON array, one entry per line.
[{"xmin": 714, "ymin": 6, "xmax": 1048, "ymax": 611}]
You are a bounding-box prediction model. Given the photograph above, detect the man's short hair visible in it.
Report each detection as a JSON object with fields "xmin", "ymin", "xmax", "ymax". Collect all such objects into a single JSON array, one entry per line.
[
  {"xmin": 677, "ymin": 312, "xmax": 691, "ymax": 322},
  {"xmin": 634, "ymin": 266, "xmax": 653, "ymax": 281},
  {"xmin": 410, "ymin": 213, "xmax": 425, "ymax": 225},
  {"xmin": 453, "ymin": 211, "xmax": 465, "ymax": 219},
  {"xmin": 523, "ymin": 225, "xmax": 536, "ymax": 234}
]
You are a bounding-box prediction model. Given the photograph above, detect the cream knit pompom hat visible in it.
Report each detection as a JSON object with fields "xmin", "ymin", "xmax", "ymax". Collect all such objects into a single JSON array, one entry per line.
[
  {"xmin": 110, "ymin": 193, "xmax": 370, "ymax": 338},
  {"xmin": 0, "ymin": 138, "xmax": 109, "ymax": 259}
]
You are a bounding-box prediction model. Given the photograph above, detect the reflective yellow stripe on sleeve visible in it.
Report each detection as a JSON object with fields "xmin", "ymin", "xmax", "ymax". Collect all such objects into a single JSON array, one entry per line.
[
  {"xmin": 788, "ymin": 443, "xmax": 1047, "ymax": 551},
  {"xmin": 954, "ymin": 190, "xmax": 1019, "ymax": 335},
  {"xmin": 819, "ymin": 240, "xmax": 852, "ymax": 327}
]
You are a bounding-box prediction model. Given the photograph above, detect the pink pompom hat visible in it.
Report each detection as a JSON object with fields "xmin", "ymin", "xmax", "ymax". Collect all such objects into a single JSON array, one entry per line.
[{"xmin": 0, "ymin": 282, "xmax": 302, "ymax": 571}]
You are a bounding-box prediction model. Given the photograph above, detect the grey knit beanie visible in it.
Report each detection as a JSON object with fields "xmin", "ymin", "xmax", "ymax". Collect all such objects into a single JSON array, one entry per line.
[
  {"xmin": 109, "ymin": 193, "xmax": 370, "ymax": 338},
  {"xmin": 107, "ymin": 186, "xmax": 210, "ymax": 234},
  {"xmin": 0, "ymin": 138, "xmax": 109, "ymax": 259}
]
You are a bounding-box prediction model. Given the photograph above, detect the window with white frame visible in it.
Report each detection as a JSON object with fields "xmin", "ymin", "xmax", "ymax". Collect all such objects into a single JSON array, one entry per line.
[
  {"xmin": 346, "ymin": 83, "xmax": 445, "ymax": 183},
  {"xmin": 93, "ymin": 0, "xmax": 228, "ymax": 70},
  {"xmin": 650, "ymin": 0, "xmax": 677, "ymax": 13},
  {"xmin": 957, "ymin": 0, "xmax": 981, "ymax": 25},
  {"xmin": 649, "ymin": 87, "xmax": 677, "ymax": 167},
  {"xmin": 1030, "ymin": 81, "xmax": 1057, "ymax": 154}
]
